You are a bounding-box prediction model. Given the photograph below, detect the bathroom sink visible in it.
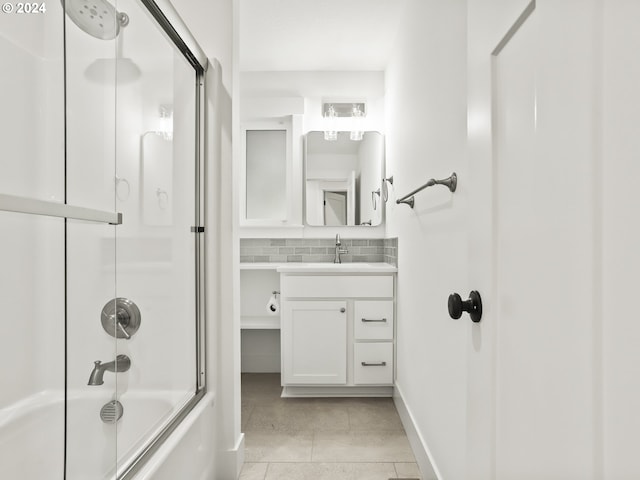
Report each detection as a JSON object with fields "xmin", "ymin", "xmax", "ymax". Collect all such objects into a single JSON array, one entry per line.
[{"xmin": 276, "ymin": 262, "xmax": 397, "ymax": 273}]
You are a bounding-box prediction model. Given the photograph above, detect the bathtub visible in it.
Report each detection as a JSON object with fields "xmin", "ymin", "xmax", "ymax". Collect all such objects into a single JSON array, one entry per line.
[{"xmin": 0, "ymin": 389, "xmax": 211, "ymax": 479}]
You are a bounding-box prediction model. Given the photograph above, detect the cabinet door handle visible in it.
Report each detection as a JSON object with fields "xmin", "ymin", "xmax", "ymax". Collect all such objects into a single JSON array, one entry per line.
[
  {"xmin": 340, "ymin": 307, "xmax": 346, "ymax": 313},
  {"xmin": 361, "ymin": 361, "xmax": 387, "ymax": 367},
  {"xmin": 361, "ymin": 318, "xmax": 387, "ymax": 323}
]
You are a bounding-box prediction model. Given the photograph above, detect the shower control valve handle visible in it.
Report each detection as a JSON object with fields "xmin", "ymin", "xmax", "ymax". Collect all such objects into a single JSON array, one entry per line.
[{"xmin": 448, "ymin": 291, "xmax": 483, "ymax": 323}]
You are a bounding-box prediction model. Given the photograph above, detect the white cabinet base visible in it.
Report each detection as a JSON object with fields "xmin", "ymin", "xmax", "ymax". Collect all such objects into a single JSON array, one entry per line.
[{"xmin": 282, "ymin": 385, "xmax": 393, "ymax": 398}]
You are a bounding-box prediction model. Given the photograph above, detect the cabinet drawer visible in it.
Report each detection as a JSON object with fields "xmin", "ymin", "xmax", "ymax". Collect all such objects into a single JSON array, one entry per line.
[
  {"xmin": 353, "ymin": 343, "xmax": 394, "ymax": 385},
  {"xmin": 354, "ymin": 301, "xmax": 394, "ymax": 340},
  {"xmin": 282, "ymin": 275, "xmax": 393, "ymax": 298}
]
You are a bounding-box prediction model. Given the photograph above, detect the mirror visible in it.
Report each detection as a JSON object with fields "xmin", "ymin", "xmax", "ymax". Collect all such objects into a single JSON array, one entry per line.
[
  {"xmin": 305, "ymin": 131, "xmax": 384, "ymax": 226},
  {"xmin": 245, "ymin": 129, "xmax": 287, "ymax": 221}
]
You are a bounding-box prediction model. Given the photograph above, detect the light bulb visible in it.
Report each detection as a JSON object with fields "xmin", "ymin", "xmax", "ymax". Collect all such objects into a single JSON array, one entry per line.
[
  {"xmin": 350, "ymin": 104, "xmax": 364, "ymax": 141},
  {"xmin": 324, "ymin": 104, "xmax": 338, "ymax": 141}
]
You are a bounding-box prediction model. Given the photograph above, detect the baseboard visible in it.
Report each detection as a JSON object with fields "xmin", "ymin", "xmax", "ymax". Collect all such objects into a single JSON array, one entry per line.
[
  {"xmin": 216, "ymin": 433, "xmax": 245, "ymax": 480},
  {"xmin": 393, "ymin": 383, "xmax": 441, "ymax": 480},
  {"xmin": 282, "ymin": 385, "xmax": 393, "ymax": 398}
]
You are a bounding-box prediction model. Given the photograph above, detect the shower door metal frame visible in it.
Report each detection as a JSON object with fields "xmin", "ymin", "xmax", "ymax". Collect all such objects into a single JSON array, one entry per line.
[{"xmin": 116, "ymin": 1, "xmax": 209, "ymax": 478}]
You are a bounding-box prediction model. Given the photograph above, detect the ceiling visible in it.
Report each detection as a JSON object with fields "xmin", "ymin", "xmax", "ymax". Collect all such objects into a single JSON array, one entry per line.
[{"xmin": 239, "ymin": 0, "xmax": 406, "ymax": 72}]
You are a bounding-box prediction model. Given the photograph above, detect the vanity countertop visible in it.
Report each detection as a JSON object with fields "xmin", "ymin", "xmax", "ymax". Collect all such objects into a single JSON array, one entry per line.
[
  {"xmin": 276, "ymin": 262, "xmax": 397, "ymax": 273},
  {"xmin": 239, "ymin": 262, "xmax": 397, "ymax": 273}
]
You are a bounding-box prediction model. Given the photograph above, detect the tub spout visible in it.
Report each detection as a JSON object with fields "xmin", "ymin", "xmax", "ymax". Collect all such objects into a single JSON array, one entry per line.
[{"xmin": 88, "ymin": 354, "xmax": 131, "ymax": 386}]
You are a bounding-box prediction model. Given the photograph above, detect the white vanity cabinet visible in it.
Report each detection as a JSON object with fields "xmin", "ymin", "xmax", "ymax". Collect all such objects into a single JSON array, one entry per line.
[
  {"xmin": 282, "ymin": 300, "xmax": 347, "ymax": 385},
  {"xmin": 279, "ymin": 267, "xmax": 396, "ymax": 397}
]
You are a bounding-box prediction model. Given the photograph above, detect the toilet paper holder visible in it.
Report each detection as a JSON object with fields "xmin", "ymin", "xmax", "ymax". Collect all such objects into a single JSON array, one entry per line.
[{"xmin": 266, "ymin": 291, "xmax": 281, "ymax": 314}]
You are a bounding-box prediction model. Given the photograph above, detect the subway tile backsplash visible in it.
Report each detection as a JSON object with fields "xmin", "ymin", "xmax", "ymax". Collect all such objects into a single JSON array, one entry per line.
[{"xmin": 240, "ymin": 237, "xmax": 398, "ymax": 266}]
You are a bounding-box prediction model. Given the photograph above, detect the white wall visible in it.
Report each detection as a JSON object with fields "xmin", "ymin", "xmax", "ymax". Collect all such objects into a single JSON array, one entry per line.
[
  {"xmin": 0, "ymin": 1, "xmax": 65, "ymax": 410},
  {"xmin": 387, "ymin": 1, "xmax": 640, "ymax": 480},
  {"xmin": 602, "ymin": 1, "xmax": 640, "ymax": 477},
  {"xmin": 385, "ymin": 1, "xmax": 468, "ymax": 478}
]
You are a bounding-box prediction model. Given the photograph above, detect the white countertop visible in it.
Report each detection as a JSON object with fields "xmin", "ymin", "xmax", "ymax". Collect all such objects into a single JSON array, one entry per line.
[
  {"xmin": 240, "ymin": 262, "xmax": 397, "ymax": 273},
  {"xmin": 280, "ymin": 262, "xmax": 397, "ymax": 273}
]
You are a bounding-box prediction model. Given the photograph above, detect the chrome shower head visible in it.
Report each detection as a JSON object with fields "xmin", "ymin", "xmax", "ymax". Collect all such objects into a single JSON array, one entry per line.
[{"xmin": 63, "ymin": 0, "xmax": 129, "ymax": 40}]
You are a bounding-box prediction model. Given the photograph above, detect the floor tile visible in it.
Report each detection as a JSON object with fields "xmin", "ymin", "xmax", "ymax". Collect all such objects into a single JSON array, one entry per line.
[
  {"xmin": 394, "ymin": 462, "xmax": 422, "ymax": 479},
  {"xmin": 244, "ymin": 431, "xmax": 313, "ymax": 462},
  {"xmin": 239, "ymin": 462, "xmax": 268, "ymax": 480},
  {"xmin": 245, "ymin": 401, "xmax": 350, "ymax": 432},
  {"xmin": 347, "ymin": 398, "xmax": 404, "ymax": 431},
  {"xmin": 312, "ymin": 431, "xmax": 416, "ymax": 463},
  {"xmin": 264, "ymin": 462, "xmax": 397, "ymax": 480},
  {"xmin": 241, "ymin": 402, "xmax": 255, "ymax": 431},
  {"xmin": 242, "ymin": 373, "xmax": 283, "ymax": 403}
]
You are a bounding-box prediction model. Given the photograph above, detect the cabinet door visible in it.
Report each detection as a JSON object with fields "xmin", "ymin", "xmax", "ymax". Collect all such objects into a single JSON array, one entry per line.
[{"xmin": 282, "ymin": 301, "xmax": 347, "ymax": 384}]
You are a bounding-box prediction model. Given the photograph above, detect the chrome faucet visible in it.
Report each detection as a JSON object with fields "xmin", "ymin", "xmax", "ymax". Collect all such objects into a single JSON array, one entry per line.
[
  {"xmin": 88, "ymin": 354, "xmax": 131, "ymax": 386},
  {"xmin": 334, "ymin": 233, "xmax": 348, "ymax": 263}
]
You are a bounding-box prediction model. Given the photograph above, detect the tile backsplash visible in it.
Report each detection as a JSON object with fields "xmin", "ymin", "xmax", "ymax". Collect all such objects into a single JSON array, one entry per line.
[{"xmin": 240, "ymin": 238, "xmax": 398, "ymax": 266}]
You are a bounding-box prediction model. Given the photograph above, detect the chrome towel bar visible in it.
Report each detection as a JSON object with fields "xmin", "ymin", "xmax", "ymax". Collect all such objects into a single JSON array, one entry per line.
[{"xmin": 396, "ymin": 172, "xmax": 457, "ymax": 208}]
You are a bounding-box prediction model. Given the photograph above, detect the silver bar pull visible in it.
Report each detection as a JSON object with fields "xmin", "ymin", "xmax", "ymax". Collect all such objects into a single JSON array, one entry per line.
[
  {"xmin": 361, "ymin": 318, "xmax": 387, "ymax": 323},
  {"xmin": 361, "ymin": 361, "xmax": 387, "ymax": 367},
  {"xmin": 0, "ymin": 193, "xmax": 122, "ymax": 225}
]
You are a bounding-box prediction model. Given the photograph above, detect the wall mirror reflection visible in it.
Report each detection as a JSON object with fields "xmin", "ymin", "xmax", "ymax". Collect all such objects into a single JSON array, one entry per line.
[{"xmin": 305, "ymin": 131, "xmax": 384, "ymax": 226}]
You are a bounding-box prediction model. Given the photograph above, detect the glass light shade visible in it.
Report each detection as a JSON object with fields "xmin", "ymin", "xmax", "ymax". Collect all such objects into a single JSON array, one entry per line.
[
  {"xmin": 323, "ymin": 104, "xmax": 338, "ymax": 141},
  {"xmin": 350, "ymin": 104, "xmax": 364, "ymax": 141},
  {"xmin": 158, "ymin": 106, "xmax": 173, "ymax": 141}
]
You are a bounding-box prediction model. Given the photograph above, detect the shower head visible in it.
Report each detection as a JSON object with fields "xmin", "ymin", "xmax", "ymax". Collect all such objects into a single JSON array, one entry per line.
[{"xmin": 63, "ymin": 0, "xmax": 129, "ymax": 40}]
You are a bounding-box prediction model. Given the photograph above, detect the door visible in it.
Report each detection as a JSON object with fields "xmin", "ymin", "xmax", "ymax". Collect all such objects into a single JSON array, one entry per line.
[
  {"xmin": 324, "ymin": 191, "xmax": 347, "ymax": 226},
  {"xmin": 282, "ymin": 301, "xmax": 347, "ymax": 384},
  {"xmin": 467, "ymin": 1, "xmax": 601, "ymax": 478}
]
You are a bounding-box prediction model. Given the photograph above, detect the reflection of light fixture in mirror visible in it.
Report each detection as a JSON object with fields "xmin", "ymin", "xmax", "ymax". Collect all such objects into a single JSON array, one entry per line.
[
  {"xmin": 350, "ymin": 104, "xmax": 365, "ymax": 141},
  {"xmin": 323, "ymin": 104, "xmax": 338, "ymax": 141},
  {"xmin": 157, "ymin": 105, "xmax": 173, "ymax": 141}
]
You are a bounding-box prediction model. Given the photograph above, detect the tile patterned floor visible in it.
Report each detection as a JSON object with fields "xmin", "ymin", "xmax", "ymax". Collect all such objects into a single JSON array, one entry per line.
[{"xmin": 240, "ymin": 373, "xmax": 422, "ymax": 480}]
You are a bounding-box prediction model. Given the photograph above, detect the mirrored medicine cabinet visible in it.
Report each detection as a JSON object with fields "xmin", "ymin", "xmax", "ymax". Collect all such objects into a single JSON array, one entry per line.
[
  {"xmin": 241, "ymin": 126, "xmax": 385, "ymax": 228},
  {"xmin": 305, "ymin": 131, "xmax": 384, "ymax": 227}
]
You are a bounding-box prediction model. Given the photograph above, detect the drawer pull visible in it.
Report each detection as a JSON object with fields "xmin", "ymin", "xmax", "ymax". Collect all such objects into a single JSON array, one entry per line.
[
  {"xmin": 361, "ymin": 318, "xmax": 387, "ymax": 323},
  {"xmin": 361, "ymin": 361, "xmax": 387, "ymax": 367}
]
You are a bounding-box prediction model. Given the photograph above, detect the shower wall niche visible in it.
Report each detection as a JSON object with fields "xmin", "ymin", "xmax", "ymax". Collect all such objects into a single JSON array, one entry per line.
[{"xmin": 0, "ymin": 0, "xmax": 207, "ymax": 477}]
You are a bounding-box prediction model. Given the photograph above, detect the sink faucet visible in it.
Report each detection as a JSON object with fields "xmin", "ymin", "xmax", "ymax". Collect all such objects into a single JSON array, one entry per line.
[
  {"xmin": 88, "ymin": 354, "xmax": 131, "ymax": 386},
  {"xmin": 334, "ymin": 234, "xmax": 348, "ymax": 263}
]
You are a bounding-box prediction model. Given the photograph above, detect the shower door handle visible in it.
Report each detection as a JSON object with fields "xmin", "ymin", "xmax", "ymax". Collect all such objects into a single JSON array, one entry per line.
[{"xmin": 0, "ymin": 193, "xmax": 122, "ymax": 225}]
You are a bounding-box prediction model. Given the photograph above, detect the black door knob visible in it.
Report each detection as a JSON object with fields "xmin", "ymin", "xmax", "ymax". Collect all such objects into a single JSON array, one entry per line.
[{"xmin": 448, "ymin": 291, "xmax": 482, "ymax": 323}]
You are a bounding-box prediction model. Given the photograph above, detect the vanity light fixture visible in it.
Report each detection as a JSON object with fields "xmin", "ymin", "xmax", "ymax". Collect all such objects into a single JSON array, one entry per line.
[
  {"xmin": 157, "ymin": 105, "xmax": 173, "ymax": 141},
  {"xmin": 322, "ymin": 101, "xmax": 367, "ymax": 141},
  {"xmin": 323, "ymin": 104, "xmax": 338, "ymax": 141},
  {"xmin": 350, "ymin": 104, "xmax": 364, "ymax": 141}
]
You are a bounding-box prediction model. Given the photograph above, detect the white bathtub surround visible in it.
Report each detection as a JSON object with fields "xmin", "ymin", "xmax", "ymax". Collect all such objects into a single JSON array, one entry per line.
[
  {"xmin": 131, "ymin": 393, "xmax": 217, "ymax": 480},
  {"xmin": 0, "ymin": 390, "xmax": 194, "ymax": 479}
]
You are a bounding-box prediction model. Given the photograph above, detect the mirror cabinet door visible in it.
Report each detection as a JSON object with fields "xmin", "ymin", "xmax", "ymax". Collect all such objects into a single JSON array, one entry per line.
[
  {"xmin": 244, "ymin": 129, "xmax": 288, "ymax": 222},
  {"xmin": 305, "ymin": 131, "xmax": 384, "ymax": 227}
]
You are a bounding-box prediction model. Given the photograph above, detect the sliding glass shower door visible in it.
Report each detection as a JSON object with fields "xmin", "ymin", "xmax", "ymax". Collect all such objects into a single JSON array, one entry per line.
[
  {"xmin": 0, "ymin": 4, "xmax": 67, "ymax": 478},
  {"xmin": 0, "ymin": 0, "xmax": 206, "ymax": 477}
]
